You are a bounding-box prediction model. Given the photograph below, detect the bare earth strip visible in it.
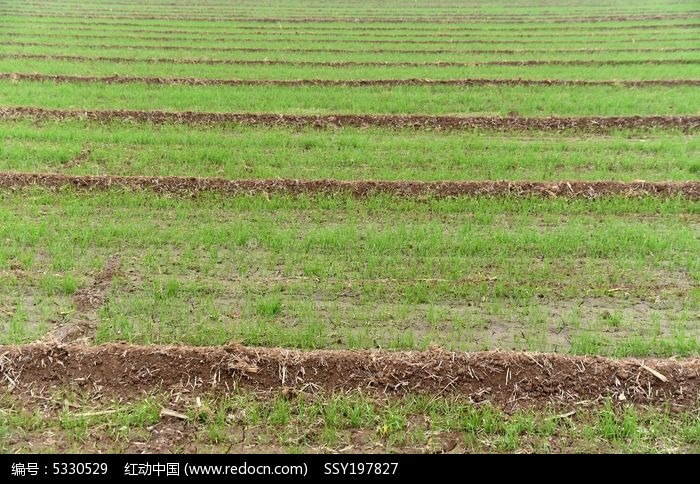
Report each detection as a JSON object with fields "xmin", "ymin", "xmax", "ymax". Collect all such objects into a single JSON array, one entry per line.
[
  {"xmin": 6, "ymin": 28, "xmax": 699, "ymax": 40},
  {"xmin": 1, "ymin": 12, "xmax": 696, "ymax": 23},
  {"xmin": 1, "ymin": 343, "xmax": 698, "ymax": 411},
  {"xmin": 3, "ymin": 53, "xmax": 698, "ymax": 67},
  {"xmin": 6, "ymin": 41, "xmax": 700, "ymax": 55},
  {"xmin": 5, "ymin": 35, "xmax": 694, "ymax": 45},
  {"xmin": 2, "ymin": 73, "xmax": 697, "ymax": 88},
  {"xmin": 6, "ymin": 19, "xmax": 700, "ymax": 32},
  {"xmin": 1, "ymin": 107, "xmax": 698, "ymax": 133},
  {"xmin": 8, "ymin": 28, "xmax": 700, "ymax": 42},
  {"xmin": 1, "ymin": 172, "xmax": 697, "ymax": 199}
]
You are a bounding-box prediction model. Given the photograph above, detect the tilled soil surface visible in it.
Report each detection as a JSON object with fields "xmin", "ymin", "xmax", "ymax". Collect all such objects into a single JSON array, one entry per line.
[
  {"xmin": 1, "ymin": 172, "xmax": 697, "ymax": 198},
  {"xmin": 6, "ymin": 30, "xmax": 697, "ymax": 40},
  {"xmin": 17, "ymin": 19, "xmax": 700, "ymax": 32},
  {"xmin": 6, "ymin": 41, "xmax": 700, "ymax": 55},
  {"xmin": 4, "ymin": 72, "xmax": 699, "ymax": 87},
  {"xmin": 2, "ymin": 107, "xmax": 698, "ymax": 132},
  {"xmin": 11, "ymin": 32, "xmax": 696, "ymax": 45},
  {"xmin": 1, "ymin": 344, "xmax": 698, "ymax": 411},
  {"xmin": 4, "ymin": 12, "xmax": 696, "ymax": 23},
  {"xmin": 4, "ymin": 53, "xmax": 697, "ymax": 66}
]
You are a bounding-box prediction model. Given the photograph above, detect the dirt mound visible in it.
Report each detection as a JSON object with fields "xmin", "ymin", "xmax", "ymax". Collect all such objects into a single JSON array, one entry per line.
[
  {"xmin": 5, "ymin": 53, "xmax": 697, "ymax": 67},
  {"xmin": 8, "ymin": 40, "xmax": 700, "ymax": 55},
  {"xmin": 5, "ymin": 11, "xmax": 696, "ymax": 23},
  {"xmin": 1, "ymin": 172, "xmax": 697, "ymax": 199},
  {"xmin": 11, "ymin": 32, "xmax": 694, "ymax": 46},
  {"xmin": 7, "ymin": 41, "xmax": 700, "ymax": 55},
  {"xmin": 3, "ymin": 72, "xmax": 698, "ymax": 88},
  {"xmin": 18, "ymin": 18, "xmax": 700, "ymax": 32},
  {"xmin": 7, "ymin": 29, "xmax": 696, "ymax": 41},
  {"xmin": 1, "ymin": 107, "xmax": 697, "ymax": 132},
  {"xmin": 18, "ymin": 20, "xmax": 700, "ymax": 35},
  {"xmin": 1, "ymin": 343, "xmax": 698, "ymax": 411}
]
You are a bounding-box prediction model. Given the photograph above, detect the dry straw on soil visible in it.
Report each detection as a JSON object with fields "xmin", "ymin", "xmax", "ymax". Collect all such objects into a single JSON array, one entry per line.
[
  {"xmin": 3, "ymin": 72, "xmax": 699, "ymax": 87},
  {"xmin": 1, "ymin": 344, "xmax": 698, "ymax": 411},
  {"xmin": 5, "ymin": 12, "xmax": 696, "ymax": 23},
  {"xmin": 1, "ymin": 107, "xmax": 698, "ymax": 132},
  {"xmin": 4, "ymin": 53, "xmax": 698, "ymax": 66},
  {"xmin": 1, "ymin": 173, "xmax": 698, "ymax": 199}
]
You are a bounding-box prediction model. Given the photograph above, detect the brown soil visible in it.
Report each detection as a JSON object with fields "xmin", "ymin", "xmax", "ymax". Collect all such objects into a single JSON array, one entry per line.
[
  {"xmin": 14, "ymin": 25, "xmax": 699, "ymax": 43},
  {"xmin": 5, "ymin": 53, "xmax": 697, "ymax": 67},
  {"xmin": 231, "ymin": 22, "xmax": 700, "ymax": 31},
  {"xmin": 156, "ymin": 29, "xmax": 694, "ymax": 39},
  {"xmin": 8, "ymin": 32, "xmax": 693, "ymax": 46},
  {"xmin": 73, "ymin": 256, "xmax": 120, "ymax": 312},
  {"xmin": 3, "ymin": 11, "xmax": 696, "ymax": 23},
  {"xmin": 1, "ymin": 343, "xmax": 698, "ymax": 411},
  {"xmin": 0, "ymin": 172, "xmax": 697, "ymax": 199},
  {"xmin": 16, "ymin": 19, "xmax": 700, "ymax": 33},
  {"xmin": 4, "ymin": 72, "xmax": 698, "ymax": 88},
  {"xmin": 2, "ymin": 107, "xmax": 697, "ymax": 133},
  {"xmin": 7, "ymin": 40, "xmax": 700, "ymax": 56},
  {"xmin": 10, "ymin": 27, "xmax": 697, "ymax": 40},
  {"xmin": 49, "ymin": 256, "xmax": 120, "ymax": 344},
  {"xmin": 5, "ymin": 1, "xmax": 687, "ymax": 15}
]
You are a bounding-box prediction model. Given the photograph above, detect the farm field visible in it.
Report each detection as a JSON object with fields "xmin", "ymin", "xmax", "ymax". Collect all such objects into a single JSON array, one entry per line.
[{"xmin": 0, "ymin": 0, "xmax": 698, "ymax": 454}]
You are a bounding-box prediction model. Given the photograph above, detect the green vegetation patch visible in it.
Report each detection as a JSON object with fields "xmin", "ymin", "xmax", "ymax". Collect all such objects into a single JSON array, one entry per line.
[
  {"xmin": 1, "ymin": 80, "xmax": 698, "ymax": 116},
  {"xmin": 1, "ymin": 390, "xmax": 699, "ymax": 453},
  {"xmin": 0, "ymin": 189, "xmax": 697, "ymax": 355},
  {"xmin": 1, "ymin": 120, "xmax": 697, "ymax": 181}
]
